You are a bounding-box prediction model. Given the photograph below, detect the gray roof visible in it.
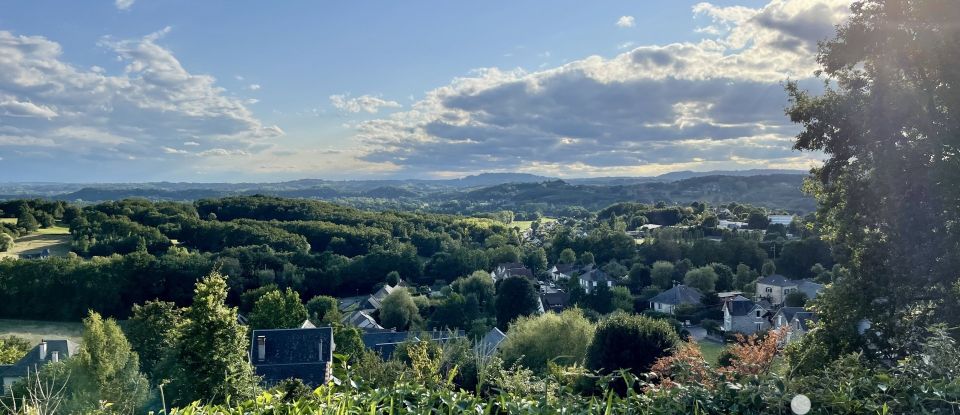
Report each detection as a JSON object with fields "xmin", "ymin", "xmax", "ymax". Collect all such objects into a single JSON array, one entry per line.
[
  {"xmin": 477, "ymin": 327, "xmax": 506, "ymax": 355},
  {"xmin": 494, "ymin": 263, "xmax": 533, "ymax": 279},
  {"xmin": 774, "ymin": 307, "xmax": 805, "ymax": 324},
  {"xmin": 250, "ymin": 327, "xmax": 334, "ymax": 386},
  {"xmin": 365, "ymin": 283, "xmax": 403, "ymax": 310},
  {"xmin": 648, "ymin": 284, "xmax": 703, "ymax": 306},
  {"xmin": 725, "ymin": 298, "xmax": 763, "ymax": 317},
  {"xmin": 793, "ymin": 312, "xmax": 818, "ymax": 330},
  {"xmin": 361, "ymin": 330, "xmax": 464, "ymax": 360},
  {"xmin": 797, "ymin": 280, "xmax": 824, "ymax": 299},
  {"xmin": 539, "ymin": 291, "xmax": 570, "ymax": 311},
  {"xmin": 580, "ymin": 269, "xmax": 613, "ymax": 283},
  {"xmin": 550, "ymin": 263, "xmax": 577, "ymax": 275},
  {"xmin": 0, "ymin": 340, "xmax": 77, "ymax": 379},
  {"xmin": 756, "ymin": 274, "xmax": 795, "ymax": 287}
]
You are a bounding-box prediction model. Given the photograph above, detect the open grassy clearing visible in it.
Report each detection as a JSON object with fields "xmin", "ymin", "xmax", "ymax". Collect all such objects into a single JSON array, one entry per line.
[
  {"xmin": 0, "ymin": 319, "xmax": 83, "ymax": 346},
  {"xmin": 698, "ymin": 340, "xmax": 726, "ymax": 366},
  {"xmin": 0, "ymin": 218, "xmax": 16, "ymax": 224},
  {"xmin": 0, "ymin": 226, "xmax": 72, "ymax": 260},
  {"xmin": 512, "ymin": 217, "xmax": 557, "ymax": 231}
]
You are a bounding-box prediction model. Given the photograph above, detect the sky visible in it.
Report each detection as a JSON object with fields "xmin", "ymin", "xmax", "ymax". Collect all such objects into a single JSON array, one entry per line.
[{"xmin": 0, "ymin": 0, "xmax": 852, "ymax": 182}]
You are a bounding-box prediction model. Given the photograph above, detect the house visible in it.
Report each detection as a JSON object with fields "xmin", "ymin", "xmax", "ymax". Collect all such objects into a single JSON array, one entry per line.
[
  {"xmin": 578, "ymin": 269, "xmax": 614, "ymax": 294},
  {"xmin": 787, "ymin": 312, "xmax": 818, "ymax": 343},
  {"xmin": 768, "ymin": 215, "xmax": 795, "ymax": 226},
  {"xmin": 755, "ymin": 275, "xmax": 825, "ymax": 306},
  {"xmin": 250, "ymin": 327, "xmax": 335, "ymax": 386},
  {"xmin": 648, "ymin": 284, "xmax": 703, "ymax": 315},
  {"xmin": 342, "ymin": 310, "xmax": 384, "ymax": 331},
  {"xmin": 361, "ymin": 330, "xmax": 464, "ymax": 359},
  {"xmin": 1, "ymin": 339, "xmax": 77, "ymax": 393},
  {"xmin": 717, "ymin": 291, "xmax": 744, "ymax": 301},
  {"xmin": 18, "ymin": 248, "xmax": 50, "ymax": 260},
  {"xmin": 548, "ymin": 263, "xmax": 577, "ymax": 281},
  {"xmin": 491, "ymin": 262, "xmax": 534, "ymax": 282},
  {"xmin": 722, "ymin": 296, "xmax": 770, "ymax": 334},
  {"xmin": 772, "ymin": 307, "xmax": 805, "ymax": 328},
  {"xmin": 476, "ymin": 327, "xmax": 507, "ymax": 357},
  {"xmin": 539, "ymin": 291, "xmax": 570, "ymax": 312},
  {"xmin": 718, "ymin": 220, "xmax": 747, "ymax": 229},
  {"xmin": 362, "ymin": 282, "xmax": 405, "ymax": 310}
]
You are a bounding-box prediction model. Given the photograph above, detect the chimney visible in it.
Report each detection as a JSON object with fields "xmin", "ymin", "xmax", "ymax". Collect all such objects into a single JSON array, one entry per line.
[
  {"xmin": 38, "ymin": 342, "xmax": 47, "ymax": 360},
  {"xmin": 318, "ymin": 340, "xmax": 323, "ymax": 361},
  {"xmin": 51, "ymin": 351, "xmax": 59, "ymax": 363},
  {"xmin": 256, "ymin": 336, "xmax": 266, "ymax": 361}
]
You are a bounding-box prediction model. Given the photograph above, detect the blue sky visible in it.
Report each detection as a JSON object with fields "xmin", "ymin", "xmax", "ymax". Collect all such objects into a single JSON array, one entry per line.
[{"xmin": 0, "ymin": 0, "xmax": 849, "ymax": 182}]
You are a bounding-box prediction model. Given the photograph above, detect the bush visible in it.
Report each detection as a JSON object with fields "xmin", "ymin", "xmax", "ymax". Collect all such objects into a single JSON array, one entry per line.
[
  {"xmin": 498, "ymin": 308, "xmax": 595, "ymax": 373},
  {"xmin": 586, "ymin": 313, "xmax": 680, "ymax": 376}
]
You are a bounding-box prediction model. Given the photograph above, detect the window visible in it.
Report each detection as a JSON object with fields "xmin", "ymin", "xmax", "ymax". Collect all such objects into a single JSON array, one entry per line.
[
  {"xmin": 755, "ymin": 310, "xmax": 761, "ymax": 317},
  {"xmin": 756, "ymin": 322, "xmax": 764, "ymax": 331},
  {"xmin": 765, "ymin": 287, "xmax": 773, "ymax": 293}
]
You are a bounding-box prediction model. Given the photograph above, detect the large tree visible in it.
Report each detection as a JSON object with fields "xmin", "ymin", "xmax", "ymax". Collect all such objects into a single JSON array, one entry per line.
[
  {"xmin": 494, "ymin": 276, "xmax": 540, "ymax": 329},
  {"xmin": 68, "ymin": 312, "xmax": 150, "ymax": 414},
  {"xmin": 787, "ymin": 0, "xmax": 960, "ymax": 359},
  {"xmin": 379, "ymin": 288, "xmax": 419, "ymax": 330},
  {"xmin": 587, "ymin": 313, "xmax": 679, "ymax": 376},
  {"xmin": 165, "ymin": 272, "xmax": 257, "ymax": 405},
  {"xmin": 498, "ymin": 308, "xmax": 595, "ymax": 373},
  {"xmin": 248, "ymin": 287, "xmax": 308, "ymax": 330},
  {"xmin": 125, "ymin": 300, "xmax": 182, "ymax": 381}
]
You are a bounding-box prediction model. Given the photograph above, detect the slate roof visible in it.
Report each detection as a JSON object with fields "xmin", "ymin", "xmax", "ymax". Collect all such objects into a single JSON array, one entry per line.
[
  {"xmin": 494, "ymin": 263, "xmax": 533, "ymax": 279},
  {"xmin": 756, "ymin": 274, "xmax": 795, "ymax": 287},
  {"xmin": 365, "ymin": 283, "xmax": 403, "ymax": 310},
  {"xmin": 797, "ymin": 280, "xmax": 824, "ymax": 299},
  {"xmin": 773, "ymin": 307, "xmax": 805, "ymax": 325},
  {"xmin": 539, "ymin": 291, "xmax": 570, "ymax": 311},
  {"xmin": 361, "ymin": 330, "xmax": 464, "ymax": 359},
  {"xmin": 550, "ymin": 264, "xmax": 577, "ymax": 275},
  {"xmin": 250, "ymin": 327, "xmax": 334, "ymax": 386},
  {"xmin": 476, "ymin": 327, "xmax": 506, "ymax": 356},
  {"xmin": 793, "ymin": 312, "xmax": 819, "ymax": 330},
  {"xmin": 342, "ymin": 310, "xmax": 384, "ymax": 331},
  {"xmin": 648, "ymin": 284, "xmax": 703, "ymax": 306},
  {"xmin": 725, "ymin": 297, "xmax": 763, "ymax": 317},
  {"xmin": 579, "ymin": 269, "xmax": 613, "ymax": 283},
  {"xmin": 0, "ymin": 340, "xmax": 77, "ymax": 379}
]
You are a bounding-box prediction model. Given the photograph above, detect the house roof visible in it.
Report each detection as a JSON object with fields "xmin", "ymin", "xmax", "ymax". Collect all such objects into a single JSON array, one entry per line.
[
  {"xmin": 477, "ymin": 327, "xmax": 506, "ymax": 355},
  {"xmin": 550, "ymin": 263, "xmax": 576, "ymax": 275},
  {"xmin": 774, "ymin": 307, "xmax": 805, "ymax": 324},
  {"xmin": 539, "ymin": 291, "xmax": 570, "ymax": 310},
  {"xmin": 725, "ymin": 297, "xmax": 763, "ymax": 317},
  {"xmin": 342, "ymin": 310, "xmax": 384, "ymax": 331},
  {"xmin": 361, "ymin": 330, "xmax": 464, "ymax": 359},
  {"xmin": 0, "ymin": 339, "xmax": 77, "ymax": 379},
  {"xmin": 756, "ymin": 274, "xmax": 796, "ymax": 287},
  {"xmin": 250, "ymin": 327, "xmax": 335, "ymax": 386},
  {"xmin": 366, "ymin": 283, "xmax": 403, "ymax": 309},
  {"xmin": 797, "ymin": 280, "xmax": 824, "ymax": 299},
  {"xmin": 649, "ymin": 284, "xmax": 703, "ymax": 306},
  {"xmin": 793, "ymin": 312, "xmax": 818, "ymax": 330},
  {"xmin": 580, "ymin": 269, "xmax": 613, "ymax": 283},
  {"xmin": 494, "ymin": 263, "xmax": 533, "ymax": 279}
]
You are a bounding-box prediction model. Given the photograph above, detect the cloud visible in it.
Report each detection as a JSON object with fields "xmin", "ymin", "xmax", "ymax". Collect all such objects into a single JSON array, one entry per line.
[
  {"xmin": 115, "ymin": 0, "xmax": 135, "ymax": 10},
  {"xmin": 247, "ymin": 83, "xmax": 261, "ymax": 91},
  {"xmin": 616, "ymin": 16, "xmax": 636, "ymax": 28},
  {"xmin": 0, "ymin": 27, "xmax": 282, "ymax": 169},
  {"xmin": 349, "ymin": 0, "xmax": 850, "ymax": 177},
  {"xmin": 330, "ymin": 94, "xmax": 402, "ymax": 114}
]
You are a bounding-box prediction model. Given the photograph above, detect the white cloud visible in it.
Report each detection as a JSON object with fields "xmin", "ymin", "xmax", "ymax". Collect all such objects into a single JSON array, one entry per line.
[
  {"xmin": 349, "ymin": 0, "xmax": 850, "ymax": 177},
  {"xmin": 0, "ymin": 27, "xmax": 282, "ymax": 167},
  {"xmin": 115, "ymin": 0, "xmax": 135, "ymax": 10},
  {"xmin": 247, "ymin": 83, "xmax": 261, "ymax": 91},
  {"xmin": 616, "ymin": 16, "xmax": 636, "ymax": 28},
  {"xmin": 330, "ymin": 94, "xmax": 402, "ymax": 114}
]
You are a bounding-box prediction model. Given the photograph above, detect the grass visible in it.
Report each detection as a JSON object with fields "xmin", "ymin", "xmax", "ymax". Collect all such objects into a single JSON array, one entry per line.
[
  {"xmin": 513, "ymin": 217, "xmax": 557, "ymax": 231},
  {"xmin": 698, "ymin": 340, "xmax": 726, "ymax": 366},
  {"xmin": 0, "ymin": 319, "xmax": 83, "ymax": 346},
  {"xmin": 0, "ymin": 218, "xmax": 15, "ymax": 224},
  {"xmin": 0, "ymin": 221, "xmax": 72, "ymax": 260}
]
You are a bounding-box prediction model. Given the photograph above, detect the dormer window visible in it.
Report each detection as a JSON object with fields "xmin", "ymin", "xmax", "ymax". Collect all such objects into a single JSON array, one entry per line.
[{"xmin": 755, "ymin": 310, "xmax": 761, "ymax": 317}]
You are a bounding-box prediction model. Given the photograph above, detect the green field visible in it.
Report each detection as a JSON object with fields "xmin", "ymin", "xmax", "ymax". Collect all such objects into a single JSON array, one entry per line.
[
  {"xmin": 0, "ymin": 319, "xmax": 83, "ymax": 346},
  {"xmin": 0, "ymin": 221, "xmax": 72, "ymax": 260},
  {"xmin": 698, "ymin": 340, "xmax": 726, "ymax": 366},
  {"xmin": 513, "ymin": 217, "xmax": 557, "ymax": 231}
]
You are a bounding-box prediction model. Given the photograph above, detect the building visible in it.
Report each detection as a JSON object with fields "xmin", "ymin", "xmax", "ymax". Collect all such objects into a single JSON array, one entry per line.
[
  {"xmin": 342, "ymin": 310, "xmax": 384, "ymax": 331},
  {"xmin": 755, "ymin": 275, "xmax": 825, "ymax": 306},
  {"xmin": 768, "ymin": 215, "xmax": 795, "ymax": 226},
  {"xmin": 361, "ymin": 330, "xmax": 464, "ymax": 359},
  {"xmin": 648, "ymin": 284, "xmax": 703, "ymax": 315},
  {"xmin": 491, "ymin": 262, "xmax": 534, "ymax": 282},
  {"xmin": 578, "ymin": 268, "xmax": 614, "ymax": 294},
  {"xmin": 476, "ymin": 327, "xmax": 507, "ymax": 357},
  {"xmin": 772, "ymin": 307, "xmax": 805, "ymax": 328},
  {"xmin": 1, "ymin": 339, "xmax": 76, "ymax": 393},
  {"xmin": 718, "ymin": 220, "xmax": 747, "ymax": 229},
  {"xmin": 250, "ymin": 327, "xmax": 335, "ymax": 386},
  {"xmin": 18, "ymin": 248, "xmax": 50, "ymax": 260},
  {"xmin": 547, "ymin": 263, "xmax": 577, "ymax": 281},
  {"xmin": 722, "ymin": 296, "xmax": 770, "ymax": 334},
  {"xmin": 362, "ymin": 282, "xmax": 404, "ymax": 310},
  {"xmin": 539, "ymin": 291, "xmax": 570, "ymax": 312}
]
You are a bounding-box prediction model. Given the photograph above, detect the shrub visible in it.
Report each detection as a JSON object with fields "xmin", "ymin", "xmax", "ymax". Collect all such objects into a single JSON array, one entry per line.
[
  {"xmin": 498, "ymin": 308, "xmax": 595, "ymax": 373},
  {"xmin": 586, "ymin": 313, "xmax": 680, "ymax": 376}
]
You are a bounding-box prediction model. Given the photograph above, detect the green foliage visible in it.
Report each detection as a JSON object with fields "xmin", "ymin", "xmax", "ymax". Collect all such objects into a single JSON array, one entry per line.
[
  {"xmin": 164, "ymin": 271, "xmax": 258, "ymax": 405},
  {"xmin": 559, "ymin": 248, "xmax": 576, "ymax": 264},
  {"xmin": 17, "ymin": 210, "xmax": 40, "ymax": 232},
  {"xmin": 379, "ymin": 288, "xmax": 419, "ymax": 330},
  {"xmin": 494, "ymin": 277, "xmax": 540, "ymax": 329},
  {"xmin": 609, "ymin": 286, "xmax": 634, "ymax": 313},
  {"xmin": 248, "ymin": 287, "xmax": 308, "ymax": 330},
  {"xmin": 651, "ymin": 261, "xmax": 676, "ymax": 290},
  {"xmin": 499, "ymin": 308, "xmax": 595, "ymax": 373},
  {"xmin": 683, "ymin": 266, "xmax": 718, "ymax": 293},
  {"xmin": 0, "ymin": 335, "xmax": 30, "ymax": 364},
  {"xmin": 784, "ymin": 291, "xmax": 807, "ymax": 307},
  {"xmin": 126, "ymin": 300, "xmax": 182, "ymax": 380},
  {"xmin": 0, "ymin": 232, "xmax": 13, "ymax": 252},
  {"xmin": 587, "ymin": 313, "xmax": 679, "ymax": 376},
  {"xmin": 305, "ymin": 295, "xmax": 340, "ymax": 324}
]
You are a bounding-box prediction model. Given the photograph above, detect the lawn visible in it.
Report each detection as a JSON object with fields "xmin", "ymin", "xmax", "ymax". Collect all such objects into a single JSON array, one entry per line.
[
  {"xmin": 0, "ymin": 222, "xmax": 72, "ymax": 260},
  {"xmin": 0, "ymin": 319, "xmax": 83, "ymax": 346},
  {"xmin": 0, "ymin": 218, "xmax": 15, "ymax": 224},
  {"xmin": 698, "ymin": 340, "xmax": 726, "ymax": 366},
  {"xmin": 513, "ymin": 217, "xmax": 557, "ymax": 231}
]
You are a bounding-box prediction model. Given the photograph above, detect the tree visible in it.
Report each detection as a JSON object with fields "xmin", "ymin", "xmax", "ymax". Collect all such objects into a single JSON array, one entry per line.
[
  {"xmin": 559, "ymin": 248, "xmax": 577, "ymax": 264},
  {"xmin": 627, "ymin": 263, "xmax": 651, "ymax": 293},
  {"xmin": 451, "ymin": 271, "xmax": 495, "ymax": 314},
  {"xmin": 610, "ymin": 286, "xmax": 634, "ymax": 313},
  {"xmin": 249, "ymin": 287, "xmax": 309, "ymax": 330},
  {"xmin": 379, "ymin": 288, "xmax": 419, "ymax": 330},
  {"xmin": 651, "ymin": 261, "xmax": 676, "ymax": 289},
  {"xmin": 761, "ymin": 260, "xmax": 776, "ymax": 277},
  {"xmin": 126, "ymin": 300, "xmax": 182, "ymax": 380},
  {"xmin": 498, "ymin": 308, "xmax": 595, "ymax": 373},
  {"xmin": 0, "ymin": 335, "xmax": 30, "ymax": 364},
  {"xmin": 165, "ymin": 271, "xmax": 257, "ymax": 405},
  {"xmin": 67, "ymin": 311, "xmax": 150, "ymax": 414},
  {"xmin": 684, "ymin": 266, "xmax": 718, "ymax": 293},
  {"xmin": 522, "ymin": 247, "xmax": 547, "ymax": 275},
  {"xmin": 784, "ymin": 291, "xmax": 808, "ymax": 308},
  {"xmin": 494, "ymin": 276, "xmax": 539, "ymax": 329},
  {"xmin": 0, "ymin": 233, "xmax": 13, "ymax": 253},
  {"xmin": 578, "ymin": 252, "xmax": 595, "ymax": 267},
  {"xmin": 587, "ymin": 313, "xmax": 679, "ymax": 376},
  {"xmin": 385, "ymin": 270, "xmax": 401, "ymax": 287},
  {"xmin": 735, "ymin": 263, "xmax": 755, "ymax": 289},
  {"xmin": 711, "ymin": 263, "xmax": 734, "ymax": 292},
  {"xmin": 17, "ymin": 210, "xmax": 39, "ymax": 232},
  {"xmin": 786, "ymin": 0, "xmax": 960, "ymax": 358},
  {"xmin": 306, "ymin": 295, "xmax": 340, "ymax": 324},
  {"xmin": 746, "ymin": 212, "xmax": 769, "ymax": 230}
]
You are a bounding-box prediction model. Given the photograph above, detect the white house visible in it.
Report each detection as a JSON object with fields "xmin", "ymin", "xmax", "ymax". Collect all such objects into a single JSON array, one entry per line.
[
  {"xmin": 755, "ymin": 275, "xmax": 824, "ymax": 306},
  {"xmin": 723, "ymin": 296, "xmax": 770, "ymax": 334},
  {"xmin": 578, "ymin": 269, "xmax": 614, "ymax": 294},
  {"xmin": 648, "ymin": 284, "xmax": 703, "ymax": 315}
]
